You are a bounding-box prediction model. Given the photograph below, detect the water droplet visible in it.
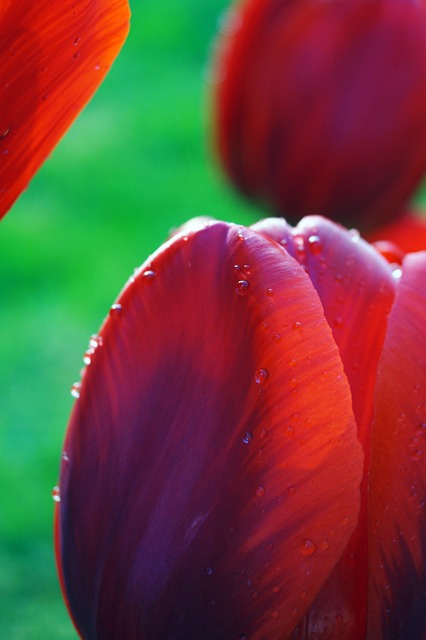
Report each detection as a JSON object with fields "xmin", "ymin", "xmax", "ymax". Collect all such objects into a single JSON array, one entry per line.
[
  {"xmin": 348, "ymin": 228, "xmax": 360, "ymax": 242},
  {"xmin": 0, "ymin": 126, "xmax": 10, "ymax": 139},
  {"xmin": 206, "ymin": 567, "xmax": 214, "ymax": 576},
  {"xmin": 83, "ymin": 348, "xmax": 94, "ymax": 365},
  {"xmin": 52, "ymin": 486, "xmax": 61, "ymax": 502},
  {"xmin": 143, "ymin": 269, "xmax": 156, "ymax": 284},
  {"xmin": 334, "ymin": 316, "xmax": 344, "ymax": 329},
  {"xmin": 341, "ymin": 516, "xmax": 351, "ymax": 526},
  {"xmin": 236, "ymin": 280, "xmax": 250, "ymax": 296},
  {"xmin": 72, "ymin": 51, "xmax": 81, "ymax": 61},
  {"xmin": 300, "ymin": 538, "xmax": 317, "ymax": 556},
  {"xmin": 62, "ymin": 451, "xmax": 69, "ymax": 463},
  {"xmin": 412, "ymin": 450, "xmax": 423, "ymax": 461},
  {"xmin": 260, "ymin": 322, "xmax": 269, "ymax": 332},
  {"xmin": 256, "ymin": 485, "xmax": 265, "ymax": 497},
  {"xmin": 109, "ymin": 303, "xmax": 122, "ymax": 317},
  {"xmin": 307, "ymin": 235, "xmax": 322, "ymax": 254},
  {"xmin": 272, "ymin": 334, "xmax": 282, "ymax": 343},
  {"xmin": 319, "ymin": 539, "xmax": 330, "ymax": 551},
  {"xmin": 89, "ymin": 334, "xmax": 103, "ymax": 349},
  {"xmin": 70, "ymin": 381, "xmax": 81, "ymax": 398},
  {"xmin": 242, "ymin": 432, "xmax": 253, "ymax": 445},
  {"xmin": 392, "ymin": 267, "xmax": 402, "ymax": 280},
  {"xmin": 259, "ymin": 429, "xmax": 267, "ymax": 439},
  {"xmin": 272, "ymin": 585, "xmax": 281, "ymax": 594},
  {"xmin": 293, "ymin": 321, "xmax": 302, "ymax": 331},
  {"xmin": 234, "ymin": 264, "xmax": 241, "ymax": 272},
  {"xmin": 73, "ymin": 36, "xmax": 81, "ymax": 46},
  {"xmin": 289, "ymin": 377, "xmax": 298, "ymax": 389},
  {"xmin": 284, "ymin": 425, "xmax": 295, "ymax": 438},
  {"xmin": 94, "ymin": 63, "xmax": 101, "ymax": 71},
  {"xmin": 254, "ymin": 368, "xmax": 269, "ymax": 385},
  {"xmin": 265, "ymin": 287, "xmax": 274, "ymax": 297}
]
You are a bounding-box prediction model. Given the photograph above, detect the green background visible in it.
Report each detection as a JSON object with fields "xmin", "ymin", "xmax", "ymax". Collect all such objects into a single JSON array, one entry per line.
[{"xmin": 0, "ymin": 1, "xmax": 256, "ymax": 637}]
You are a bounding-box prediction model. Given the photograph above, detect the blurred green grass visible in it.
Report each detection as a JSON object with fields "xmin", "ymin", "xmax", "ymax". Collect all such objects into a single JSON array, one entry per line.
[{"xmin": 0, "ymin": 1, "xmax": 257, "ymax": 637}]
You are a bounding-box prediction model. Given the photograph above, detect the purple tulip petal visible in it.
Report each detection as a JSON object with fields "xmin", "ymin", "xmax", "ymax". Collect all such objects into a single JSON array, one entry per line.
[{"xmin": 56, "ymin": 221, "xmax": 362, "ymax": 639}]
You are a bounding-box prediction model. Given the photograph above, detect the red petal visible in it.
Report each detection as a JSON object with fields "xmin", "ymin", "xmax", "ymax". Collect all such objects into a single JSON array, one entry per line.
[
  {"xmin": 0, "ymin": 0, "xmax": 130, "ymax": 218},
  {"xmin": 368, "ymin": 251, "xmax": 426, "ymax": 638},
  {"xmin": 365, "ymin": 211, "xmax": 426, "ymax": 254},
  {"xmin": 214, "ymin": 0, "xmax": 426, "ymax": 230},
  {"xmin": 253, "ymin": 216, "xmax": 396, "ymax": 637},
  {"xmin": 56, "ymin": 221, "xmax": 362, "ymax": 639}
]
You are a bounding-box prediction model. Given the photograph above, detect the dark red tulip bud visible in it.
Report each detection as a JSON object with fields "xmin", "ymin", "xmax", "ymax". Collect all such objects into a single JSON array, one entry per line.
[{"xmin": 213, "ymin": 0, "xmax": 426, "ymax": 231}]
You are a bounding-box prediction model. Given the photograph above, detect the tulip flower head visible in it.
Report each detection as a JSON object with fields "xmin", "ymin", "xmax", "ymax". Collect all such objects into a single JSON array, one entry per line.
[
  {"xmin": 55, "ymin": 216, "xmax": 426, "ymax": 638},
  {"xmin": 0, "ymin": 0, "xmax": 130, "ymax": 219},
  {"xmin": 212, "ymin": 0, "xmax": 426, "ymax": 231}
]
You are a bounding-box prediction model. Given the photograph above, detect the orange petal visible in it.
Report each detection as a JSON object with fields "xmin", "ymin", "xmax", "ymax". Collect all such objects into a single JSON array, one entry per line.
[
  {"xmin": 56, "ymin": 221, "xmax": 362, "ymax": 639},
  {"xmin": 0, "ymin": 0, "xmax": 130, "ymax": 218},
  {"xmin": 253, "ymin": 216, "xmax": 396, "ymax": 637},
  {"xmin": 368, "ymin": 251, "xmax": 426, "ymax": 638}
]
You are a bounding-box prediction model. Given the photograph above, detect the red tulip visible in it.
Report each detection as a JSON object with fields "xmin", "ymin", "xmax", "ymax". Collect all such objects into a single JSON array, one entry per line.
[
  {"xmin": 55, "ymin": 216, "xmax": 426, "ymax": 638},
  {"xmin": 0, "ymin": 0, "xmax": 130, "ymax": 219},
  {"xmin": 213, "ymin": 0, "xmax": 426, "ymax": 231}
]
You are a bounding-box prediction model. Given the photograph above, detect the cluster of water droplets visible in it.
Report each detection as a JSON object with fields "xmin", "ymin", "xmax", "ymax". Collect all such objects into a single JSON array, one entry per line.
[{"xmin": 70, "ymin": 333, "xmax": 104, "ymax": 399}]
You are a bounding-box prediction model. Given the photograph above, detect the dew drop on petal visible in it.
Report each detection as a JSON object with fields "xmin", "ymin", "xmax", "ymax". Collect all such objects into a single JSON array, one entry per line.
[
  {"xmin": 307, "ymin": 235, "xmax": 322, "ymax": 254},
  {"xmin": 349, "ymin": 228, "xmax": 360, "ymax": 242},
  {"xmin": 62, "ymin": 451, "xmax": 69, "ymax": 463},
  {"xmin": 300, "ymin": 538, "xmax": 317, "ymax": 556},
  {"xmin": 109, "ymin": 303, "xmax": 122, "ymax": 317},
  {"xmin": 392, "ymin": 267, "xmax": 402, "ymax": 280},
  {"xmin": 256, "ymin": 485, "xmax": 266, "ymax": 497},
  {"xmin": 236, "ymin": 280, "xmax": 250, "ymax": 296},
  {"xmin": 70, "ymin": 382, "xmax": 81, "ymax": 398},
  {"xmin": 142, "ymin": 269, "xmax": 156, "ymax": 284},
  {"xmin": 89, "ymin": 334, "xmax": 103, "ymax": 349},
  {"xmin": 293, "ymin": 321, "xmax": 303, "ymax": 331},
  {"xmin": 254, "ymin": 368, "xmax": 269, "ymax": 385},
  {"xmin": 206, "ymin": 567, "xmax": 214, "ymax": 576},
  {"xmin": 52, "ymin": 486, "xmax": 61, "ymax": 502},
  {"xmin": 319, "ymin": 539, "xmax": 330, "ymax": 551},
  {"xmin": 242, "ymin": 432, "xmax": 253, "ymax": 445},
  {"xmin": 265, "ymin": 287, "xmax": 274, "ymax": 297}
]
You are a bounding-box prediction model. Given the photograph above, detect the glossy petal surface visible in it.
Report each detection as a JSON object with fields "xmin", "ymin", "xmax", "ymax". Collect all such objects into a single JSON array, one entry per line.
[
  {"xmin": 56, "ymin": 222, "xmax": 362, "ymax": 639},
  {"xmin": 214, "ymin": 0, "xmax": 426, "ymax": 229},
  {"xmin": 0, "ymin": 0, "xmax": 130, "ymax": 218},
  {"xmin": 253, "ymin": 216, "xmax": 396, "ymax": 637},
  {"xmin": 368, "ymin": 251, "xmax": 426, "ymax": 639}
]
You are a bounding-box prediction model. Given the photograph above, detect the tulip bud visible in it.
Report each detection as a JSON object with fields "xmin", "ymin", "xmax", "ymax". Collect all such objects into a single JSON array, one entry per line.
[{"xmin": 213, "ymin": 0, "xmax": 426, "ymax": 231}]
